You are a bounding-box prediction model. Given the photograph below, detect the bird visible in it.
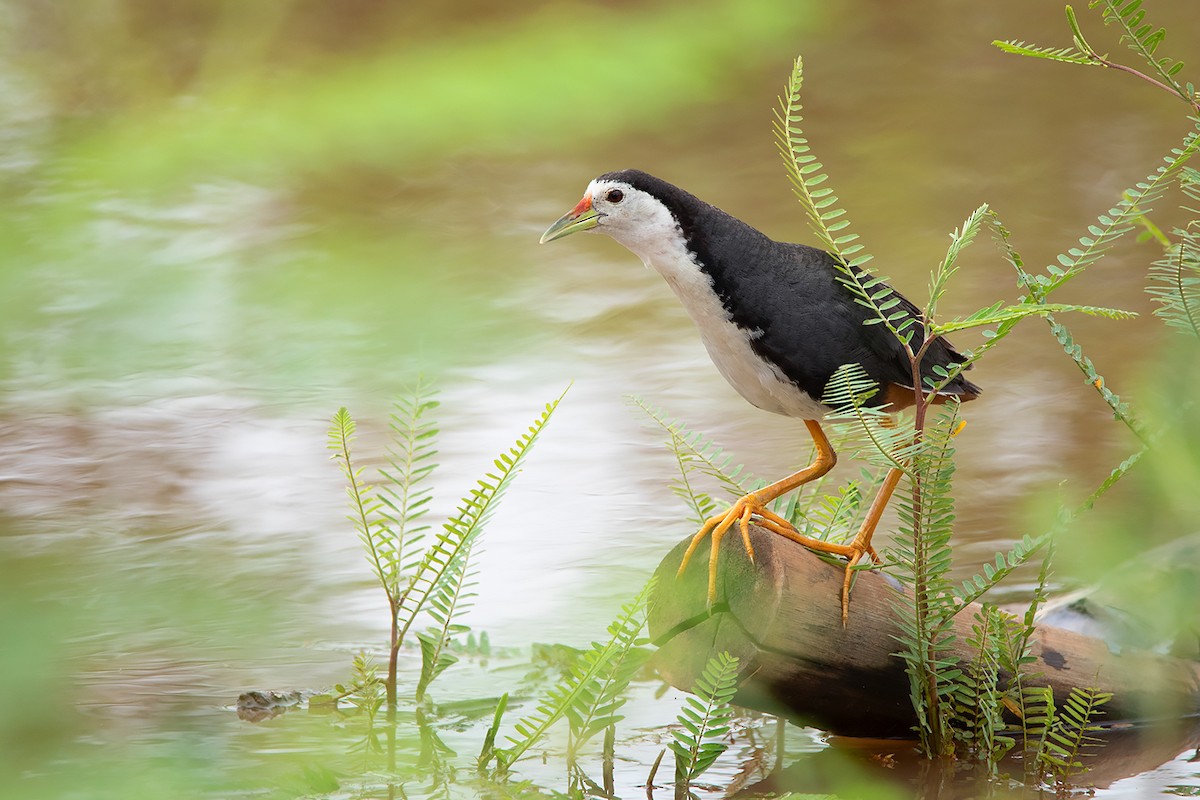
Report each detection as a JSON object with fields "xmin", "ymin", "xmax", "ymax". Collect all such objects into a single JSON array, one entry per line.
[{"xmin": 539, "ymin": 169, "xmax": 980, "ymax": 621}]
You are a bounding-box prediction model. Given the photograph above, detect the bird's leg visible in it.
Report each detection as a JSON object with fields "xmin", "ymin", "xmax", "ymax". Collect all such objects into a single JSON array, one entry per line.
[
  {"xmin": 837, "ymin": 465, "xmax": 904, "ymax": 624},
  {"xmin": 678, "ymin": 420, "xmax": 858, "ymax": 604}
]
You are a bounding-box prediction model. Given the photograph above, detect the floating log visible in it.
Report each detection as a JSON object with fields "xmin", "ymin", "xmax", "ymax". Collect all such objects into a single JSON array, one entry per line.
[{"xmin": 647, "ymin": 525, "xmax": 1200, "ymax": 738}]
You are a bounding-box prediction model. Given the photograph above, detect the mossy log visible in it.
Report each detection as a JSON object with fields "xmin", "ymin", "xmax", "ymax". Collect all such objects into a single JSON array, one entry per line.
[{"xmin": 648, "ymin": 525, "xmax": 1200, "ymax": 738}]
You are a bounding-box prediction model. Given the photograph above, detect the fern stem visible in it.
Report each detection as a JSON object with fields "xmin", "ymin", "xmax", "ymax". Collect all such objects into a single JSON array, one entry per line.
[
  {"xmin": 387, "ymin": 598, "xmax": 400, "ymax": 713},
  {"xmin": 1086, "ymin": 0, "xmax": 1200, "ymax": 113}
]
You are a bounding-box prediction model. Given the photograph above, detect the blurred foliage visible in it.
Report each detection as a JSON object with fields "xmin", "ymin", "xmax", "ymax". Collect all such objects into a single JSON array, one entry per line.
[
  {"xmin": 3, "ymin": 0, "xmax": 823, "ymax": 187},
  {"xmin": 0, "ymin": 0, "xmax": 824, "ymax": 397},
  {"xmin": 1053, "ymin": 342, "xmax": 1200, "ymax": 655}
]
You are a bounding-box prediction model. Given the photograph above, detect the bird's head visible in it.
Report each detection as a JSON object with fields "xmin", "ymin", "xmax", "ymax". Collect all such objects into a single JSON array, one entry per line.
[{"xmin": 539, "ymin": 171, "xmax": 682, "ymax": 254}]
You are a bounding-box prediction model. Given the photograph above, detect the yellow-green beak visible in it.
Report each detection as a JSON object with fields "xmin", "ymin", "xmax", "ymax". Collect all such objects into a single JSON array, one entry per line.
[{"xmin": 539, "ymin": 194, "xmax": 600, "ymax": 243}]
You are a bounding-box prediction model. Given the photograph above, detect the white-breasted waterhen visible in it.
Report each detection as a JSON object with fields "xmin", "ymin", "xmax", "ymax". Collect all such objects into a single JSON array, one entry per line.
[{"xmin": 540, "ymin": 170, "xmax": 980, "ymax": 621}]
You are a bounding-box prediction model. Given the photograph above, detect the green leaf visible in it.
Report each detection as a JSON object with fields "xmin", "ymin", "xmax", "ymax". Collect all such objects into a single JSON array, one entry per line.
[
  {"xmin": 991, "ymin": 39, "xmax": 1096, "ymax": 65},
  {"xmin": 1090, "ymin": 0, "xmax": 1191, "ymax": 102},
  {"xmin": 416, "ymin": 628, "xmax": 460, "ymax": 701},
  {"xmin": 396, "ymin": 386, "xmax": 569, "ymax": 650},
  {"xmin": 1147, "ymin": 178, "xmax": 1200, "ymax": 339},
  {"xmin": 630, "ymin": 396, "xmax": 756, "ymax": 521},
  {"xmin": 672, "ymin": 651, "xmax": 740, "ymax": 784},
  {"xmin": 500, "ymin": 577, "xmax": 654, "ymax": 768},
  {"xmin": 933, "ymin": 302, "xmax": 1136, "ymax": 335}
]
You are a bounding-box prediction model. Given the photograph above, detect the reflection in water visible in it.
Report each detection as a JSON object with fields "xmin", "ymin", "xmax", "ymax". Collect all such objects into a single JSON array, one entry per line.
[
  {"xmin": 750, "ymin": 720, "xmax": 1200, "ymax": 799},
  {"xmin": 1, "ymin": 0, "xmax": 1200, "ymax": 797}
]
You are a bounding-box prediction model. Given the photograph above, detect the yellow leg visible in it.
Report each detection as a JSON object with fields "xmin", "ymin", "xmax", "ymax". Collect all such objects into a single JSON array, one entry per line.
[
  {"xmin": 678, "ymin": 421, "xmax": 866, "ymax": 605},
  {"xmin": 838, "ymin": 466, "xmax": 904, "ymax": 624}
]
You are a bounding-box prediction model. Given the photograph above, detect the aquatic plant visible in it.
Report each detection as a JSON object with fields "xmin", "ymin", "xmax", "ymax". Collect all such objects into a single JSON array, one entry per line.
[{"xmin": 329, "ymin": 381, "xmax": 567, "ymax": 712}]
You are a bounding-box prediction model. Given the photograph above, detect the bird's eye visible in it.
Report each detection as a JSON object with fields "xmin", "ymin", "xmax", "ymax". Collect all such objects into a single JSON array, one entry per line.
[{"xmin": 605, "ymin": 189, "xmax": 624, "ymax": 204}]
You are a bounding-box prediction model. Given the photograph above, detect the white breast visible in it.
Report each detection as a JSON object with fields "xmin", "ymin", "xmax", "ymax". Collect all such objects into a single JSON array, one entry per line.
[{"xmin": 630, "ymin": 231, "xmax": 828, "ymax": 420}]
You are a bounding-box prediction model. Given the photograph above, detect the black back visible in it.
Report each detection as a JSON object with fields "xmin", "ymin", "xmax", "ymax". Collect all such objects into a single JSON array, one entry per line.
[{"xmin": 598, "ymin": 170, "xmax": 980, "ymax": 406}]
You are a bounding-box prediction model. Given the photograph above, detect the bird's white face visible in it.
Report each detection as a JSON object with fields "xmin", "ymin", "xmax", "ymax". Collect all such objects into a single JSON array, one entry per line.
[{"xmin": 539, "ymin": 179, "xmax": 682, "ymax": 259}]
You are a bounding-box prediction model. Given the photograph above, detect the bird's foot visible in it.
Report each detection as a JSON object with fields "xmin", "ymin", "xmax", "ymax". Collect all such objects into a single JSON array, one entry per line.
[
  {"xmin": 677, "ymin": 492, "xmax": 872, "ymax": 612},
  {"xmin": 838, "ymin": 539, "xmax": 881, "ymax": 627}
]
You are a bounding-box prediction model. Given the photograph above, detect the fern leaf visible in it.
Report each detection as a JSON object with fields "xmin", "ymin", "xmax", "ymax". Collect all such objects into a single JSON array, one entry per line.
[
  {"xmin": 773, "ymin": 57, "xmax": 926, "ymax": 352},
  {"xmin": 926, "ymin": 204, "xmax": 990, "ymax": 321},
  {"xmin": 1046, "ymin": 320, "xmax": 1144, "ymax": 438},
  {"xmin": 566, "ymin": 578, "xmax": 656, "ymax": 758},
  {"xmin": 773, "ymin": 57, "xmax": 866, "ymax": 265},
  {"xmin": 822, "ymin": 364, "xmax": 921, "ymax": 472},
  {"xmin": 500, "ymin": 578, "xmax": 653, "ymax": 768},
  {"xmin": 1044, "ymin": 685, "xmax": 1112, "ymax": 782},
  {"xmin": 955, "ymin": 445, "xmax": 1145, "ymax": 614},
  {"xmin": 671, "ymin": 651, "xmax": 740, "ymax": 783},
  {"xmin": 1038, "ymin": 126, "xmax": 1200, "ymax": 299},
  {"xmin": 953, "ymin": 533, "xmax": 1050, "ymax": 609},
  {"xmin": 799, "ymin": 477, "xmax": 866, "ymax": 543},
  {"xmin": 887, "ymin": 408, "xmax": 963, "ymax": 755},
  {"xmin": 932, "ymin": 302, "xmax": 1136, "ymax": 335},
  {"xmin": 949, "ymin": 605, "xmax": 1015, "ymax": 768},
  {"xmin": 416, "ymin": 628, "xmax": 460, "ymax": 703},
  {"xmin": 396, "ymin": 387, "xmax": 568, "ymax": 647},
  {"xmin": 414, "ymin": 536, "xmax": 476, "ymax": 702},
  {"xmin": 1090, "ymin": 0, "xmax": 1190, "ymax": 101},
  {"xmin": 377, "ymin": 379, "xmax": 440, "ymax": 589},
  {"xmin": 1147, "ymin": 173, "xmax": 1200, "ymax": 339},
  {"xmin": 631, "ymin": 396, "xmax": 757, "ymax": 511},
  {"xmin": 992, "ymin": 39, "xmax": 1097, "ymax": 65},
  {"xmin": 327, "ymin": 408, "xmax": 390, "ymax": 589}
]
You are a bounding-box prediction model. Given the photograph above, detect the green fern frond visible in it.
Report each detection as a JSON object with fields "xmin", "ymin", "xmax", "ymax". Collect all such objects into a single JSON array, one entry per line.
[
  {"xmin": 773, "ymin": 57, "xmax": 923, "ymax": 350},
  {"xmin": 1147, "ymin": 174, "xmax": 1200, "ymax": 338},
  {"xmin": 1042, "ymin": 685, "xmax": 1112, "ymax": 782},
  {"xmin": 500, "ymin": 578, "xmax": 654, "ymax": 769},
  {"xmin": 932, "ymin": 302, "xmax": 1136, "ymax": 336},
  {"xmin": 1047, "ymin": 320, "xmax": 1144, "ymax": 438},
  {"xmin": 797, "ymin": 477, "xmax": 867, "ymax": 543},
  {"xmin": 953, "ymin": 533, "xmax": 1050, "ymax": 610},
  {"xmin": 999, "ymin": 546, "xmax": 1053, "ymax": 766},
  {"xmin": 887, "ymin": 408, "xmax": 963, "ymax": 755},
  {"xmin": 938, "ymin": 210, "xmax": 1034, "ymax": 372},
  {"xmin": 670, "ymin": 651, "xmax": 740, "ymax": 783},
  {"xmin": 773, "ymin": 56, "xmax": 869, "ymax": 266},
  {"xmin": 396, "ymin": 388, "xmax": 567, "ymax": 647},
  {"xmin": 345, "ymin": 650, "xmax": 384, "ymax": 716},
  {"xmin": 1020, "ymin": 684, "xmax": 1056, "ymax": 781},
  {"xmin": 951, "ymin": 134, "xmax": 1198, "ymax": 436},
  {"xmin": 1089, "ymin": 0, "xmax": 1190, "ymax": 100},
  {"xmin": 1035, "ymin": 125, "xmax": 1200, "ymax": 298},
  {"xmin": 822, "ymin": 364, "xmax": 921, "ymax": 472},
  {"xmin": 415, "ymin": 537, "xmax": 476, "ymax": 702},
  {"xmin": 327, "ymin": 407, "xmax": 390, "ymax": 589},
  {"xmin": 345, "ymin": 650, "xmax": 385, "ymax": 759},
  {"xmin": 949, "ymin": 605, "xmax": 1014, "ymax": 768},
  {"xmin": 565, "ymin": 578, "xmax": 656, "ymax": 760},
  {"xmin": 955, "ymin": 446, "xmax": 1144, "ymax": 614},
  {"xmin": 377, "ymin": 379, "xmax": 440, "ymax": 589},
  {"xmin": 631, "ymin": 396, "xmax": 757, "ymax": 513},
  {"xmin": 1147, "ymin": 224, "xmax": 1200, "ymax": 338},
  {"xmin": 991, "ymin": 39, "xmax": 1097, "ymax": 65},
  {"xmin": 927, "ymin": 204, "xmax": 990, "ymax": 321}
]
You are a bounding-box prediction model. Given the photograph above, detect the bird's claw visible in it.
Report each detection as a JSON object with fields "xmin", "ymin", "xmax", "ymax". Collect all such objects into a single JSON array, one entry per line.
[{"xmin": 677, "ymin": 493, "xmax": 870, "ymax": 611}]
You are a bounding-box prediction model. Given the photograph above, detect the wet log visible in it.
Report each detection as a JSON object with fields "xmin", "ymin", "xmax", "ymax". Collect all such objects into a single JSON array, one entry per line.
[{"xmin": 648, "ymin": 525, "xmax": 1200, "ymax": 738}]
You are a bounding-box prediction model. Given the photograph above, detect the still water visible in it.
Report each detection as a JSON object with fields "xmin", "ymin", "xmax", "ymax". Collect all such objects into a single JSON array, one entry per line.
[{"xmin": 1, "ymin": 0, "xmax": 1199, "ymax": 797}]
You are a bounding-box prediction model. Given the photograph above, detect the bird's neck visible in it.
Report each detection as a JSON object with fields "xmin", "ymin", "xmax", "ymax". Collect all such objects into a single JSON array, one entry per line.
[{"xmin": 610, "ymin": 220, "xmax": 689, "ymax": 267}]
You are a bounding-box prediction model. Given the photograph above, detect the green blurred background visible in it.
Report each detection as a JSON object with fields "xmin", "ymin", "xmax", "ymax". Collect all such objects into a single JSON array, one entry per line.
[{"xmin": 1, "ymin": 0, "xmax": 1199, "ymax": 797}]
